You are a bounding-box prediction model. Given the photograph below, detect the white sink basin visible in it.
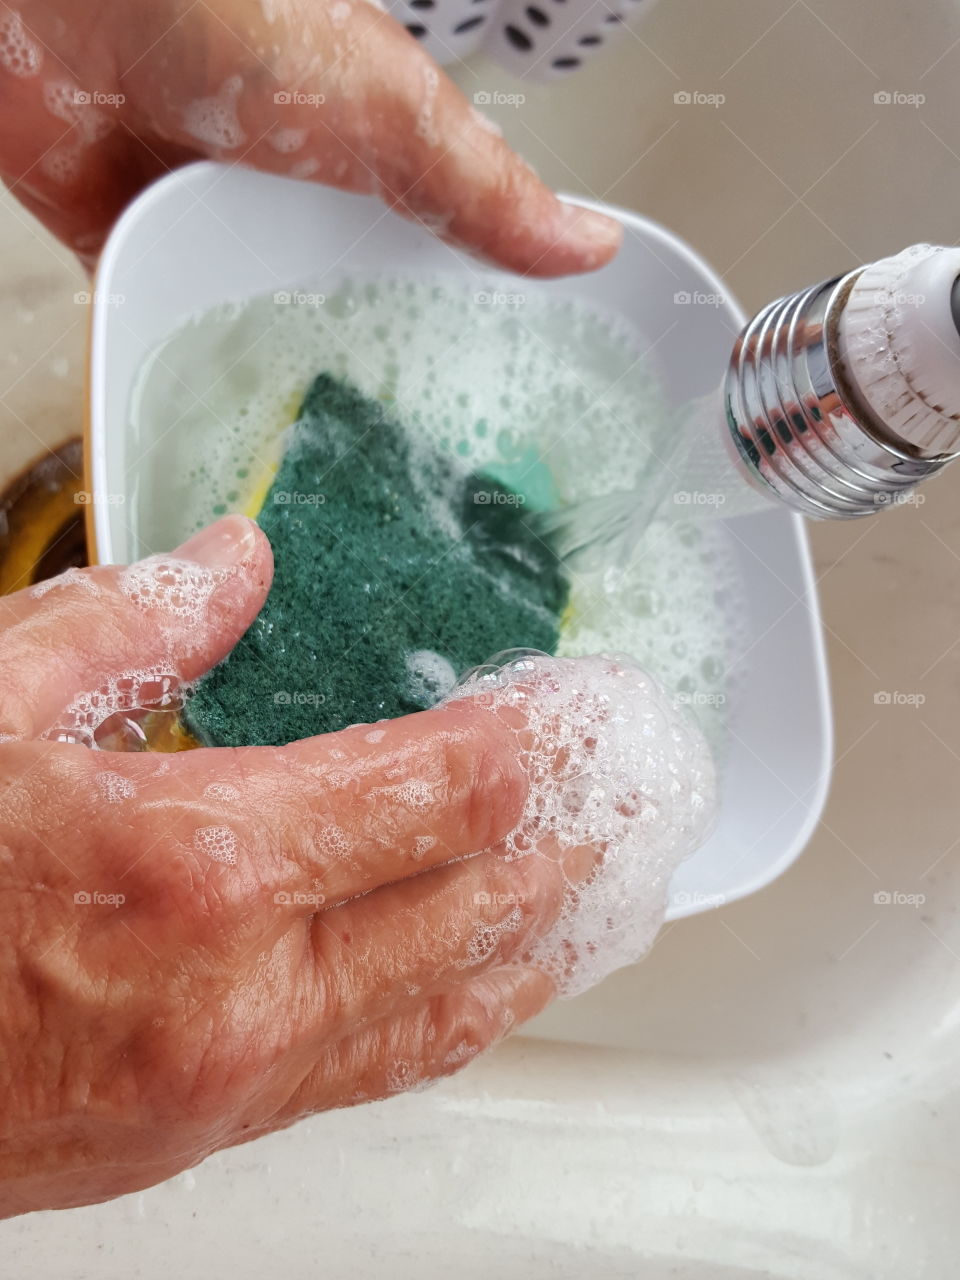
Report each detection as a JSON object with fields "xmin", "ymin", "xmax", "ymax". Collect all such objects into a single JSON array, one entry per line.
[{"xmin": 5, "ymin": 2, "xmax": 958, "ymax": 1270}]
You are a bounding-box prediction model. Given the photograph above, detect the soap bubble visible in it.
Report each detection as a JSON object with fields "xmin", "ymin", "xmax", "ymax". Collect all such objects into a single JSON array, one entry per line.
[{"xmin": 445, "ymin": 652, "xmax": 716, "ymax": 997}]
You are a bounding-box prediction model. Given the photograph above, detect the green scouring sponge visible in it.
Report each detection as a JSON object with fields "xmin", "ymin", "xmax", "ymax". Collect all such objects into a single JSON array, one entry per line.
[{"xmin": 183, "ymin": 373, "xmax": 568, "ymax": 746}]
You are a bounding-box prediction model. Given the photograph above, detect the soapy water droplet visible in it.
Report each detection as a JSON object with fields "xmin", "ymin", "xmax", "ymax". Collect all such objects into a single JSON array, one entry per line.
[
  {"xmin": 269, "ymin": 126, "xmax": 307, "ymax": 154},
  {"xmin": 93, "ymin": 707, "xmax": 182, "ymax": 752},
  {"xmin": 392, "ymin": 778, "xmax": 439, "ymax": 811},
  {"xmin": 183, "ymin": 76, "xmax": 246, "ymax": 150},
  {"xmin": 30, "ymin": 567, "xmax": 100, "ymax": 599},
  {"xmin": 0, "ymin": 11, "xmax": 42, "ymax": 78},
  {"xmin": 42, "ymin": 79, "xmax": 115, "ymax": 143},
  {"xmin": 119, "ymin": 556, "xmax": 228, "ymax": 620},
  {"xmin": 405, "ymin": 649, "xmax": 457, "ymax": 706},
  {"xmin": 289, "ymin": 156, "xmax": 321, "ymax": 180},
  {"xmin": 41, "ymin": 669, "xmax": 186, "ymax": 751},
  {"xmin": 413, "ymin": 834, "xmax": 437, "ymax": 859},
  {"xmin": 442, "ymin": 1039, "xmax": 479, "ymax": 1069},
  {"xmin": 194, "ymin": 825, "xmax": 239, "ymax": 865},
  {"xmin": 385, "ymin": 1059, "xmax": 419, "ymax": 1093},
  {"xmin": 40, "ymin": 143, "xmax": 82, "ymax": 185},
  {"xmin": 94, "ymin": 770, "xmax": 137, "ymax": 803},
  {"xmin": 320, "ymin": 825, "xmax": 349, "ymax": 858},
  {"xmin": 462, "ymin": 905, "xmax": 524, "ymax": 968},
  {"xmin": 445, "ymin": 652, "xmax": 716, "ymax": 996},
  {"xmin": 414, "ymin": 65, "xmax": 440, "ymax": 148},
  {"xmin": 203, "ymin": 782, "xmax": 242, "ymax": 803}
]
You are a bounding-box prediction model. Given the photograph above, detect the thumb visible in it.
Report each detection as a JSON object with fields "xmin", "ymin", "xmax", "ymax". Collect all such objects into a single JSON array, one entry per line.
[{"xmin": 0, "ymin": 516, "xmax": 272, "ymax": 742}]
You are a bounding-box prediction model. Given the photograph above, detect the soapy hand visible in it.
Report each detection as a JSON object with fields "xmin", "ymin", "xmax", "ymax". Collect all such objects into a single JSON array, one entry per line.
[
  {"xmin": 0, "ymin": 0, "xmax": 621, "ymax": 273},
  {"xmin": 0, "ymin": 514, "xmax": 573, "ymax": 1218}
]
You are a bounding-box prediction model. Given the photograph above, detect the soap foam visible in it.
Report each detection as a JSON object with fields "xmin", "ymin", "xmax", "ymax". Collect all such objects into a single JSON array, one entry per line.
[
  {"xmin": 194, "ymin": 824, "xmax": 239, "ymax": 865},
  {"xmin": 42, "ymin": 79, "xmax": 115, "ymax": 143},
  {"xmin": 269, "ymin": 126, "xmax": 307, "ymax": 153},
  {"xmin": 183, "ymin": 76, "xmax": 246, "ymax": 150},
  {"xmin": 413, "ymin": 834, "xmax": 436, "ymax": 859},
  {"xmin": 203, "ymin": 781, "xmax": 242, "ymax": 802},
  {"xmin": 40, "ymin": 144, "xmax": 81, "ymax": 185},
  {"xmin": 94, "ymin": 770, "xmax": 137, "ymax": 802},
  {"xmin": 290, "ymin": 156, "xmax": 321, "ymax": 179},
  {"xmin": 30, "ymin": 566, "xmax": 100, "ymax": 599},
  {"xmin": 462, "ymin": 904, "xmax": 524, "ymax": 968},
  {"xmin": 0, "ymin": 11, "xmax": 42, "ymax": 77},
  {"xmin": 405, "ymin": 649, "xmax": 457, "ymax": 706},
  {"xmin": 119, "ymin": 556, "xmax": 228, "ymax": 622},
  {"xmin": 128, "ymin": 274, "xmax": 674, "ymax": 552},
  {"xmin": 40, "ymin": 668, "xmax": 183, "ymax": 748},
  {"xmin": 445, "ymin": 651, "xmax": 716, "ymax": 996},
  {"xmin": 414, "ymin": 65, "xmax": 440, "ymax": 148}
]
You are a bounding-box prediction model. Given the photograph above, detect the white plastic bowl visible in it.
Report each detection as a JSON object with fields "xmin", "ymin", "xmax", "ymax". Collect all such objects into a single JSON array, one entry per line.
[{"xmin": 88, "ymin": 161, "xmax": 831, "ymax": 934}]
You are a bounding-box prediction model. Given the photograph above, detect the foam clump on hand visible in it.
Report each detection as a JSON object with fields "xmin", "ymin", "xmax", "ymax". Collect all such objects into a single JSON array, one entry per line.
[{"xmin": 444, "ymin": 650, "xmax": 717, "ymax": 996}]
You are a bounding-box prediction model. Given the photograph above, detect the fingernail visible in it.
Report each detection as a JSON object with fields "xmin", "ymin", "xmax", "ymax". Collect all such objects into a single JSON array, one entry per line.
[
  {"xmin": 558, "ymin": 205, "xmax": 623, "ymax": 255},
  {"xmin": 172, "ymin": 515, "xmax": 260, "ymax": 570}
]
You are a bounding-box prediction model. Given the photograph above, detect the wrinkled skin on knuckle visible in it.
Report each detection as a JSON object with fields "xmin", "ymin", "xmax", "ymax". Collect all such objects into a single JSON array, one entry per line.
[
  {"xmin": 0, "ymin": 680, "xmax": 40, "ymax": 740},
  {"xmin": 116, "ymin": 763, "xmax": 281, "ymax": 947},
  {"xmin": 333, "ymin": 980, "xmax": 512, "ymax": 1109},
  {"xmin": 15, "ymin": 920, "xmax": 305, "ymax": 1173},
  {"xmin": 0, "ymin": 746, "xmax": 290, "ymax": 1177},
  {"xmin": 443, "ymin": 150, "xmax": 534, "ymax": 263},
  {"xmin": 0, "ymin": 592, "xmax": 135, "ymax": 732},
  {"xmin": 461, "ymin": 736, "xmax": 525, "ymax": 852}
]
